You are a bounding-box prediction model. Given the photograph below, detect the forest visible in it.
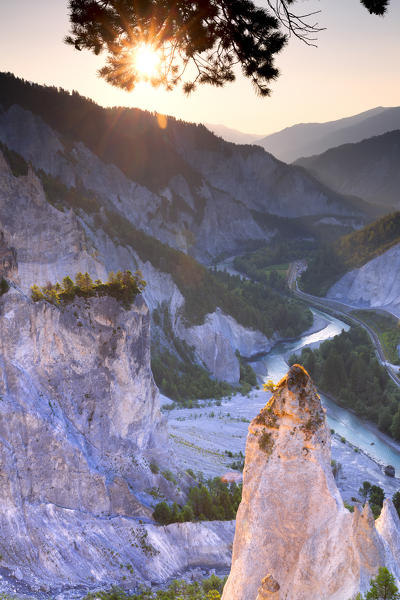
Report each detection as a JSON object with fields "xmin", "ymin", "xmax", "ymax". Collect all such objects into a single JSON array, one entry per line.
[
  {"xmin": 289, "ymin": 327, "xmax": 400, "ymax": 440},
  {"xmin": 153, "ymin": 477, "xmax": 242, "ymax": 525},
  {"xmin": 233, "ymin": 240, "xmax": 316, "ymax": 284}
]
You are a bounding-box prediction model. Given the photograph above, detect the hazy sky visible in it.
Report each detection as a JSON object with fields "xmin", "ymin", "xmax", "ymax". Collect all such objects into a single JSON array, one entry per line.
[{"xmin": 1, "ymin": 0, "xmax": 399, "ymax": 135}]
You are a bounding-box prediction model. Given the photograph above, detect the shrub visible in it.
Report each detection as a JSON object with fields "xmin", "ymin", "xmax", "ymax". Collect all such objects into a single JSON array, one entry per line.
[{"xmin": 258, "ymin": 431, "xmax": 274, "ymax": 455}]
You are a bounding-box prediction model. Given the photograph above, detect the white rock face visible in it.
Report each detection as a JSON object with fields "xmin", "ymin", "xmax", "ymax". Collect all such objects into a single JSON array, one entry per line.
[
  {"xmin": 0, "ymin": 153, "xmax": 237, "ymax": 590},
  {"xmin": 0, "ymin": 285, "xmax": 236, "ymax": 590},
  {"xmin": 0, "ymin": 150, "xmax": 269, "ymax": 382},
  {"xmin": 171, "ymin": 125, "xmax": 360, "ymax": 218},
  {"xmin": 326, "ymin": 243, "xmax": 400, "ymax": 317},
  {"xmin": 0, "ymin": 105, "xmax": 271, "ymax": 262},
  {"xmin": 222, "ymin": 365, "xmax": 400, "ymax": 600},
  {"xmin": 178, "ymin": 309, "xmax": 272, "ymax": 383},
  {"xmin": 0, "ymin": 152, "xmax": 106, "ymax": 289}
]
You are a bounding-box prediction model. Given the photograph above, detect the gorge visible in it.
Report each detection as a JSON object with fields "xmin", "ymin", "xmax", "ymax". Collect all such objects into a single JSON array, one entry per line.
[{"xmin": 0, "ymin": 72, "xmax": 399, "ymax": 599}]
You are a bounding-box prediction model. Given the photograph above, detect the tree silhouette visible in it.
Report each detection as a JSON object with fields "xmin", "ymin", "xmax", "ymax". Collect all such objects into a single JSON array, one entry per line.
[{"xmin": 66, "ymin": 0, "xmax": 389, "ymax": 95}]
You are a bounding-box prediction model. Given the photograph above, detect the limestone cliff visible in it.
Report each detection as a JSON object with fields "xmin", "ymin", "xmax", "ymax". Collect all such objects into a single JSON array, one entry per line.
[
  {"xmin": 0, "ymin": 286, "xmax": 235, "ymax": 591},
  {"xmin": 222, "ymin": 365, "xmax": 400, "ymax": 600},
  {"xmin": 327, "ymin": 242, "xmax": 400, "ymax": 318},
  {"xmin": 0, "ymin": 150, "xmax": 236, "ymax": 590}
]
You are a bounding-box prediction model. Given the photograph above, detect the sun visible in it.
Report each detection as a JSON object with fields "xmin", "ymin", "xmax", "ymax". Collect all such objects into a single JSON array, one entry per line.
[{"xmin": 134, "ymin": 43, "xmax": 161, "ymax": 80}]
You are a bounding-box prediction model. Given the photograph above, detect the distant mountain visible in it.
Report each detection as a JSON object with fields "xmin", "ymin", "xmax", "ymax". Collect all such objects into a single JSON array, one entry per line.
[
  {"xmin": 295, "ymin": 130, "xmax": 400, "ymax": 208},
  {"xmin": 205, "ymin": 123, "xmax": 264, "ymax": 145},
  {"xmin": 0, "ymin": 72, "xmax": 368, "ymax": 267},
  {"xmin": 257, "ymin": 106, "xmax": 400, "ymax": 162}
]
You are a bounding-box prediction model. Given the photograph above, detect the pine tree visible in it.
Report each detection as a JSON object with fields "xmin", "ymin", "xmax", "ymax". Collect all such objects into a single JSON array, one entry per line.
[
  {"xmin": 31, "ymin": 284, "xmax": 44, "ymax": 302},
  {"xmin": 81, "ymin": 272, "xmax": 93, "ymax": 293},
  {"xmin": 62, "ymin": 276, "xmax": 74, "ymax": 295},
  {"xmin": 152, "ymin": 501, "xmax": 172, "ymax": 525},
  {"xmin": 66, "ymin": 0, "xmax": 389, "ymax": 96},
  {"xmin": 365, "ymin": 567, "xmax": 400, "ymax": 599}
]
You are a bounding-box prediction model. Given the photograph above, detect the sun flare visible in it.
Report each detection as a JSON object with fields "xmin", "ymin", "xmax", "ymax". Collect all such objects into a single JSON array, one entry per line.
[{"xmin": 134, "ymin": 43, "xmax": 161, "ymax": 79}]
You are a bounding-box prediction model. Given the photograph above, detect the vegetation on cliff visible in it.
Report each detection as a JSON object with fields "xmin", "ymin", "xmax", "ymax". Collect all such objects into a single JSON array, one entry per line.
[
  {"xmin": 0, "ymin": 278, "xmax": 9, "ymax": 296},
  {"xmin": 0, "ymin": 140, "xmax": 29, "ymax": 177},
  {"xmin": 151, "ymin": 304, "xmax": 257, "ymax": 404},
  {"xmin": 301, "ymin": 212, "xmax": 400, "ymax": 295},
  {"xmin": 153, "ymin": 477, "xmax": 242, "ymax": 525},
  {"xmin": 31, "ymin": 270, "xmax": 146, "ymax": 309},
  {"xmin": 35, "ymin": 165, "xmax": 313, "ymax": 338},
  {"xmin": 290, "ymin": 327, "xmax": 400, "ymax": 440}
]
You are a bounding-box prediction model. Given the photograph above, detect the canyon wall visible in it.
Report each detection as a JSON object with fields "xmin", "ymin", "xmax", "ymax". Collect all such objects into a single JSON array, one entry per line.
[{"xmin": 326, "ymin": 243, "xmax": 400, "ymax": 318}]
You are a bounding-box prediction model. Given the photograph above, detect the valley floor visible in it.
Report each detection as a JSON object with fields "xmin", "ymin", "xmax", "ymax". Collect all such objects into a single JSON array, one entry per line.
[{"xmin": 166, "ymin": 390, "xmax": 400, "ymax": 503}]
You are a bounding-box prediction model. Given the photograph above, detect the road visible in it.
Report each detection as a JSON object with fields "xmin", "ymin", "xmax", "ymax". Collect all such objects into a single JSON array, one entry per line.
[{"xmin": 288, "ymin": 261, "xmax": 400, "ymax": 387}]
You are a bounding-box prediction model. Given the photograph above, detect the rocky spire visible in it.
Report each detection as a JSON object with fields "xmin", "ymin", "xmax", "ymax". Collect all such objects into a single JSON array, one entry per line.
[{"xmin": 222, "ymin": 365, "xmax": 400, "ymax": 600}]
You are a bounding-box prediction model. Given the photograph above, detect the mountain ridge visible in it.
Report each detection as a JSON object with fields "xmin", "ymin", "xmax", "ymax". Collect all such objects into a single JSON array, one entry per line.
[
  {"xmin": 257, "ymin": 106, "xmax": 400, "ymax": 162},
  {"xmin": 295, "ymin": 129, "xmax": 400, "ymax": 208}
]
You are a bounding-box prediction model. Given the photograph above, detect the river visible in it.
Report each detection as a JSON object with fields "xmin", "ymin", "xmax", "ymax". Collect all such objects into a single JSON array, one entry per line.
[{"xmin": 250, "ymin": 308, "xmax": 400, "ymax": 471}]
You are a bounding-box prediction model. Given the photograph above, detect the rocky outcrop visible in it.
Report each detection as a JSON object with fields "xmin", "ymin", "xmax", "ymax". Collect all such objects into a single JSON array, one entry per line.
[
  {"xmin": 326, "ymin": 243, "xmax": 400, "ymax": 317},
  {"xmin": 222, "ymin": 365, "xmax": 400, "ymax": 600},
  {"xmin": 0, "ymin": 287, "xmax": 167, "ymax": 504},
  {"xmin": 0, "ymin": 150, "xmax": 106, "ymax": 290},
  {"xmin": 0, "ymin": 286, "xmax": 236, "ymax": 590},
  {"xmin": 178, "ymin": 308, "xmax": 272, "ymax": 383}
]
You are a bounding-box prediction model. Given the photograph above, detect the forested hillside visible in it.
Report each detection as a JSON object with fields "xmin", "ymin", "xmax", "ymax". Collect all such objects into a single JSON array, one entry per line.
[
  {"xmin": 295, "ymin": 130, "xmax": 400, "ymax": 208},
  {"xmin": 0, "ymin": 71, "xmax": 199, "ymax": 191},
  {"xmin": 301, "ymin": 212, "xmax": 400, "ymax": 295}
]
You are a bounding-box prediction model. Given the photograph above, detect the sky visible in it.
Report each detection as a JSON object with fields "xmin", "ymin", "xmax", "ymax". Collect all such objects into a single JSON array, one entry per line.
[{"xmin": 0, "ymin": 0, "xmax": 399, "ymax": 136}]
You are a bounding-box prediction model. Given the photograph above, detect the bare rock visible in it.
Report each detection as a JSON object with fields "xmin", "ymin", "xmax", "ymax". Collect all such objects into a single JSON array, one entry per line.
[{"xmin": 222, "ymin": 365, "xmax": 400, "ymax": 600}]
